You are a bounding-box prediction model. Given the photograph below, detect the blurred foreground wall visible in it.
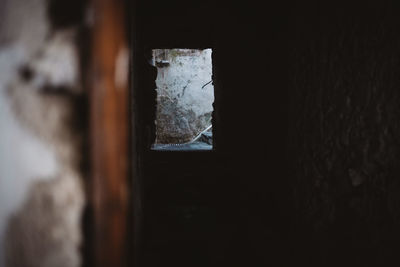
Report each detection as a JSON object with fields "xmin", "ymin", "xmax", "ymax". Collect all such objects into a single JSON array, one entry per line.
[{"xmin": 0, "ymin": 0, "xmax": 89, "ymax": 266}]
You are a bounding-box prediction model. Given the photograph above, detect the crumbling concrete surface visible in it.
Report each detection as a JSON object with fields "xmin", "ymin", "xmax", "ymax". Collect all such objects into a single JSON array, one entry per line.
[
  {"xmin": 153, "ymin": 49, "xmax": 214, "ymax": 144},
  {"xmin": 0, "ymin": 0, "xmax": 88, "ymax": 266}
]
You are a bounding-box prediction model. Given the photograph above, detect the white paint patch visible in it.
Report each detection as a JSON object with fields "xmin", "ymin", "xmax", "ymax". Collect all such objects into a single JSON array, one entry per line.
[
  {"xmin": 31, "ymin": 30, "xmax": 80, "ymax": 92},
  {"xmin": 0, "ymin": 47, "xmax": 58, "ymax": 267},
  {"xmin": 0, "ymin": 1, "xmax": 84, "ymax": 266}
]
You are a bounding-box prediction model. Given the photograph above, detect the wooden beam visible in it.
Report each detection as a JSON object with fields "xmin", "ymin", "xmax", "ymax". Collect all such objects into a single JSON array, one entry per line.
[{"xmin": 90, "ymin": 0, "xmax": 129, "ymax": 266}]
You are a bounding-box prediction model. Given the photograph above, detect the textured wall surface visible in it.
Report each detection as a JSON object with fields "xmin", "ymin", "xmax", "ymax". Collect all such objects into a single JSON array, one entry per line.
[
  {"xmin": 0, "ymin": 0, "xmax": 88, "ymax": 266},
  {"xmin": 153, "ymin": 49, "xmax": 214, "ymax": 144},
  {"xmin": 290, "ymin": 2, "xmax": 400, "ymax": 265}
]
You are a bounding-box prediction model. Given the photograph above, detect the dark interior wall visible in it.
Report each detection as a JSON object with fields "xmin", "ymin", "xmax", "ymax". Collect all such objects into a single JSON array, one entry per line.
[
  {"xmin": 130, "ymin": 1, "xmax": 287, "ymax": 266},
  {"xmin": 290, "ymin": 1, "xmax": 400, "ymax": 266},
  {"xmin": 131, "ymin": 0, "xmax": 400, "ymax": 266}
]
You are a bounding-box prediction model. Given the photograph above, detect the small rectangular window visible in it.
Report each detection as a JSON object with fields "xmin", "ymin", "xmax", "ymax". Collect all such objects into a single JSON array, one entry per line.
[{"xmin": 151, "ymin": 49, "xmax": 214, "ymax": 151}]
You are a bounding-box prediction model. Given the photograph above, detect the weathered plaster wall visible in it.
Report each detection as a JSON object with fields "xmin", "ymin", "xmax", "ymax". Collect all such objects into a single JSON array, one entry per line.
[
  {"xmin": 153, "ymin": 49, "xmax": 214, "ymax": 144},
  {"xmin": 0, "ymin": 0, "xmax": 88, "ymax": 266}
]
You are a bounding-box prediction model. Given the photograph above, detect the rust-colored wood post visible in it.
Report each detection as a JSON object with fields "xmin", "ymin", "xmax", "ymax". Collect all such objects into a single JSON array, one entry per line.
[{"xmin": 90, "ymin": 0, "xmax": 129, "ymax": 266}]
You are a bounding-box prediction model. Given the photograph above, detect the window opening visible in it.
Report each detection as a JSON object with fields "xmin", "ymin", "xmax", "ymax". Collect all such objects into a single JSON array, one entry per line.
[{"xmin": 150, "ymin": 48, "xmax": 214, "ymax": 151}]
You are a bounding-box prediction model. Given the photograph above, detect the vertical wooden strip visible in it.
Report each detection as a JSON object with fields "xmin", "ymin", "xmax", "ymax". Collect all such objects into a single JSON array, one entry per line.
[{"xmin": 90, "ymin": 0, "xmax": 129, "ymax": 266}]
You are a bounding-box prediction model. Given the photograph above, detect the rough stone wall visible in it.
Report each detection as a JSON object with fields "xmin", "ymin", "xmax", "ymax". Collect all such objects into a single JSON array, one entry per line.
[
  {"xmin": 290, "ymin": 3, "xmax": 400, "ymax": 265},
  {"xmin": 153, "ymin": 49, "xmax": 214, "ymax": 144},
  {"xmin": 0, "ymin": 0, "xmax": 88, "ymax": 266}
]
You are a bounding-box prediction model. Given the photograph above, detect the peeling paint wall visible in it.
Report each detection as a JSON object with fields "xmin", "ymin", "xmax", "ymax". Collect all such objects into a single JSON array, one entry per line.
[
  {"xmin": 0, "ymin": 0, "xmax": 88, "ymax": 266},
  {"xmin": 153, "ymin": 49, "xmax": 214, "ymax": 144}
]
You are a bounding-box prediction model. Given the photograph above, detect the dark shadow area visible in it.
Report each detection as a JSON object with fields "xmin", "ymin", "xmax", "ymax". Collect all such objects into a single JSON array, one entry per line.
[
  {"xmin": 130, "ymin": 0, "xmax": 400, "ymax": 266},
  {"xmin": 288, "ymin": 1, "xmax": 400, "ymax": 266},
  {"xmin": 130, "ymin": 1, "xmax": 283, "ymax": 266}
]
